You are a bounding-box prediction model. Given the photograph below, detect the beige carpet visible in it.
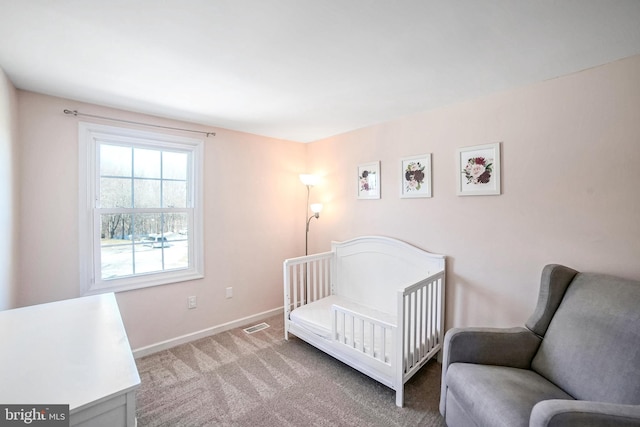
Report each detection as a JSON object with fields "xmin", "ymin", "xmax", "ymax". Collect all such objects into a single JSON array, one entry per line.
[{"xmin": 135, "ymin": 314, "xmax": 445, "ymax": 426}]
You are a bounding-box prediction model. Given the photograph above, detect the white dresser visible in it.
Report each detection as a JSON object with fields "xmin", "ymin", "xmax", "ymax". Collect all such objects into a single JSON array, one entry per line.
[{"xmin": 0, "ymin": 293, "xmax": 140, "ymax": 426}]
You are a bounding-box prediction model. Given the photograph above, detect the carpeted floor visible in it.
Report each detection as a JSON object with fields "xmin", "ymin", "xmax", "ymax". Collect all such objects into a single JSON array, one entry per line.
[{"xmin": 135, "ymin": 314, "xmax": 446, "ymax": 426}]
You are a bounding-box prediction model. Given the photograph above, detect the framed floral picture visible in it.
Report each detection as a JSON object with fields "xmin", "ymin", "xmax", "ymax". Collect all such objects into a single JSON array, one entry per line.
[
  {"xmin": 456, "ymin": 142, "xmax": 501, "ymax": 196},
  {"xmin": 357, "ymin": 161, "xmax": 380, "ymax": 199},
  {"xmin": 400, "ymin": 154, "xmax": 432, "ymax": 198}
]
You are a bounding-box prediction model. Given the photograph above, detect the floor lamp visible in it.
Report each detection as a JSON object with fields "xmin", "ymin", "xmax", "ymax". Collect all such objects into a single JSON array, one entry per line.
[{"xmin": 300, "ymin": 174, "xmax": 322, "ymax": 304}]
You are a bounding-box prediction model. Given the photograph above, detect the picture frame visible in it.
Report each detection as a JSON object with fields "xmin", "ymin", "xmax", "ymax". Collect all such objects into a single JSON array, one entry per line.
[
  {"xmin": 456, "ymin": 142, "xmax": 501, "ymax": 196},
  {"xmin": 357, "ymin": 161, "xmax": 381, "ymax": 199},
  {"xmin": 400, "ymin": 154, "xmax": 432, "ymax": 198}
]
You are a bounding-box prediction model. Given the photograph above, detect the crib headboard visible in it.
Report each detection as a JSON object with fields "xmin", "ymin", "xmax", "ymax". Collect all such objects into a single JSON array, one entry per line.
[{"xmin": 331, "ymin": 236, "xmax": 445, "ymax": 315}]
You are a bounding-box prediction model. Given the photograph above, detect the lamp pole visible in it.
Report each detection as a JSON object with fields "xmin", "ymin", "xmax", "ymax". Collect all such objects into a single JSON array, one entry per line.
[
  {"xmin": 306, "ymin": 210, "xmax": 319, "ymax": 256},
  {"xmin": 304, "ymin": 184, "xmax": 315, "ymax": 255}
]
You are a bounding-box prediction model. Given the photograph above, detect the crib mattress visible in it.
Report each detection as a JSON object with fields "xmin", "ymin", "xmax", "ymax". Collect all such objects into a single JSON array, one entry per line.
[{"xmin": 290, "ymin": 295, "xmax": 396, "ymax": 361}]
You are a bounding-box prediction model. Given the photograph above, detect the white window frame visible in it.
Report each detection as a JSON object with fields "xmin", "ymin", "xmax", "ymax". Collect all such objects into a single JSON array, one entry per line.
[{"xmin": 79, "ymin": 122, "xmax": 204, "ymax": 295}]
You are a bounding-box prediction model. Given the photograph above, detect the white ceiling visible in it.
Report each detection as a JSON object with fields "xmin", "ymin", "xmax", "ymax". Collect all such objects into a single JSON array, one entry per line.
[{"xmin": 1, "ymin": 1, "xmax": 640, "ymax": 142}]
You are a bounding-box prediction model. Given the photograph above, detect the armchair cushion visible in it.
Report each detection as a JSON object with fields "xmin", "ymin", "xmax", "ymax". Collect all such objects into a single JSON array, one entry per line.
[
  {"xmin": 446, "ymin": 364, "xmax": 573, "ymax": 427},
  {"xmin": 439, "ymin": 326, "xmax": 542, "ymax": 416}
]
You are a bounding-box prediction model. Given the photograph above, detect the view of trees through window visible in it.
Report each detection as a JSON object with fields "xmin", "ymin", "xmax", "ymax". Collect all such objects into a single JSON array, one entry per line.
[{"xmin": 99, "ymin": 143, "xmax": 191, "ymax": 279}]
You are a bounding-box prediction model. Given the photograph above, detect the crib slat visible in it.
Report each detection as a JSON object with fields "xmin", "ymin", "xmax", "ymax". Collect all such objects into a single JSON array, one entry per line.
[
  {"xmin": 424, "ymin": 282, "xmax": 430, "ymax": 351},
  {"xmin": 420, "ymin": 285, "xmax": 430, "ymax": 359},
  {"xmin": 416, "ymin": 288, "xmax": 423, "ymax": 362},
  {"xmin": 381, "ymin": 326, "xmax": 386, "ymax": 362},
  {"xmin": 318, "ymin": 259, "xmax": 324, "ymax": 299},
  {"xmin": 433, "ymin": 278, "xmax": 444, "ymax": 344},
  {"xmin": 369, "ymin": 323, "xmax": 375, "ymax": 360},
  {"xmin": 426, "ymin": 280, "xmax": 432, "ymax": 351},
  {"xmin": 312, "ymin": 262, "xmax": 316, "ymax": 302},
  {"xmin": 405, "ymin": 294, "xmax": 410, "ymax": 370},
  {"xmin": 325, "ymin": 258, "xmax": 330, "ymax": 296},
  {"xmin": 304, "ymin": 263, "xmax": 309, "ymax": 304},
  {"xmin": 432, "ymin": 278, "xmax": 436, "ymax": 346},
  {"xmin": 411, "ymin": 292, "xmax": 416, "ymax": 367},
  {"xmin": 431, "ymin": 286, "xmax": 439, "ymax": 347},
  {"xmin": 313, "ymin": 260, "xmax": 317, "ymax": 300},
  {"xmin": 419, "ymin": 288, "xmax": 423, "ymax": 357},
  {"xmin": 350, "ymin": 315, "xmax": 355, "ymax": 348},
  {"xmin": 292, "ymin": 265, "xmax": 298, "ymax": 308},
  {"xmin": 415, "ymin": 287, "xmax": 425, "ymax": 363}
]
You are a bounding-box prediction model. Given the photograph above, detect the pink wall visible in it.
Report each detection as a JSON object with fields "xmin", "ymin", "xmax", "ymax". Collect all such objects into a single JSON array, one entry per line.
[
  {"xmin": 16, "ymin": 92, "xmax": 307, "ymax": 349},
  {"xmin": 306, "ymin": 55, "xmax": 640, "ymax": 329},
  {"xmin": 0, "ymin": 67, "xmax": 19, "ymax": 310},
  {"xmin": 10, "ymin": 54, "xmax": 640, "ymax": 350}
]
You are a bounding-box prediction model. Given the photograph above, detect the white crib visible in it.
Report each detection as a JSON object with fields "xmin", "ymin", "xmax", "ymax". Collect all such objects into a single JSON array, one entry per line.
[{"xmin": 283, "ymin": 236, "xmax": 445, "ymax": 407}]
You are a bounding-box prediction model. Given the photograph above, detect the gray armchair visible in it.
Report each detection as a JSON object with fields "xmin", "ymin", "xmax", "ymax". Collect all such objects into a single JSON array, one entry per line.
[{"xmin": 439, "ymin": 264, "xmax": 640, "ymax": 427}]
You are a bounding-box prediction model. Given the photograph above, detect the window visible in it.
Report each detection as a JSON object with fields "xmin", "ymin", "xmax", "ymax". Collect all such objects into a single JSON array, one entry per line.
[{"xmin": 79, "ymin": 123, "xmax": 204, "ymax": 294}]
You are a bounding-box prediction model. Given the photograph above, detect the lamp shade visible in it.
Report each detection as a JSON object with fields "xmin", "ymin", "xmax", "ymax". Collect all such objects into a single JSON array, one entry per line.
[
  {"xmin": 310, "ymin": 203, "xmax": 323, "ymax": 214},
  {"xmin": 299, "ymin": 174, "xmax": 320, "ymax": 187}
]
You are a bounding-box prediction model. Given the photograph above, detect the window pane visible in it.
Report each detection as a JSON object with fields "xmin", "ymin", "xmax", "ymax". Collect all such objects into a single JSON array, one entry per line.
[
  {"xmin": 163, "ymin": 180, "xmax": 187, "ymax": 208},
  {"xmin": 101, "ymin": 243, "xmax": 134, "ymax": 279},
  {"xmin": 134, "ymin": 148, "xmax": 161, "ymax": 178},
  {"xmin": 164, "ymin": 238, "xmax": 189, "ymax": 270},
  {"xmin": 100, "ymin": 213, "xmax": 190, "ymax": 279},
  {"xmin": 163, "ymin": 151, "xmax": 188, "ymax": 180},
  {"xmin": 137, "ymin": 213, "xmax": 163, "ymax": 236},
  {"xmin": 134, "ymin": 178, "xmax": 161, "ymax": 208},
  {"xmin": 135, "ymin": 242, "xmax": 164, "ymax": 274},
  {"xmin": 100, "ymin": 177, "xmax": 132, "ymax": 208},
  {"xmin": 100, "ymin": 213, "xmax": 132, "ymax": 240},
  {"xmin": 100, "ymin": 214, "xmax": 134, "ymax": 279},
  {"xmin": 164, "ymin": 212, "xmax": 188, "ymax": 235},
  {"xmin": 100, "ymin": 144, "xmax": 131, "ymax": 177},
  {"xmin": 165, "ymin": 213, "xmax": 189, "ymax": 270}
]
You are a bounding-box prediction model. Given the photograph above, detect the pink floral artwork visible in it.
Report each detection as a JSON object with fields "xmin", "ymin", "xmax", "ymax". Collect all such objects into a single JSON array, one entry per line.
[
  {"xmin": 462, "ymin": 156, "xmax": 493, "ymax": 185},
  {"xmin": 456, "ymin": 143, "xmax": 501, "ymax": 196}
]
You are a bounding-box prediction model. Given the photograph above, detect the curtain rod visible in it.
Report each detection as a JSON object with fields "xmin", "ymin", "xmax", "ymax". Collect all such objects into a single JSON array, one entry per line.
[{"xmin": 63, "ymin": 109, "xmax": 216, "ymax": 137}]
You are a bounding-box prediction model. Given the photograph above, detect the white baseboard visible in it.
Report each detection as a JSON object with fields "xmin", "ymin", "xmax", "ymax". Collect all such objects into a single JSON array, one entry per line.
[{"xmin": 132, "ymin": 306, "xmax": 283, "ymax": 358}]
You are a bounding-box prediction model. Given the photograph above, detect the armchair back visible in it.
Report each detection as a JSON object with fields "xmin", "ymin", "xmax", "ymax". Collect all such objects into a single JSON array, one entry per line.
[{"xmin": 531, "ymin": 272, "xmax": 640, "ymax": 404}]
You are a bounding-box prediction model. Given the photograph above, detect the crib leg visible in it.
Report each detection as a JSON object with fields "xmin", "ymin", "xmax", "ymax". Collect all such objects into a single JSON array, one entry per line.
[{"xmin": 395, "ymin": 387, "xmax": 404, "ymax": 407}]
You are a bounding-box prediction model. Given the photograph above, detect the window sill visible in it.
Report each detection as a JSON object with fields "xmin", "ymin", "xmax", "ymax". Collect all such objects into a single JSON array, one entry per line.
[{"xmin": 82, "ymin": 269, "xmax": 204, "ymax": 295}]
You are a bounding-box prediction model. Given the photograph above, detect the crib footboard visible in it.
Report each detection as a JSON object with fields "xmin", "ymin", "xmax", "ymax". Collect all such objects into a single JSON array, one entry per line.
[{"xmin": 395, "ymin": 271, "xmax": 445, "ymax": 405}]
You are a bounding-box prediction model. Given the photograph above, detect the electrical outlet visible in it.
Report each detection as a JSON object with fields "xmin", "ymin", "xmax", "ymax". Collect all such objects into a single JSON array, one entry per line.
[
  {"xmin": 188, "ymin": 296, "xmax": 197, "ymax": 309},
  {"xmin": 225, "ymin": 287, "xmax": 233, "ymax": 299}
]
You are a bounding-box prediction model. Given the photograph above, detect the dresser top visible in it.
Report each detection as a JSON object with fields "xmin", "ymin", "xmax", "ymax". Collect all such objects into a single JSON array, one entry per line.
[{"xmin": 0, "ymin": 293, "xmax": 140, "ymax": 411}]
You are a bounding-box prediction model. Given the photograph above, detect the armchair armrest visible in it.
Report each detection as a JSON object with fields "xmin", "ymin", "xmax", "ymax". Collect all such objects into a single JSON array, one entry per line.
[
  {"xmin": 440, "ymin": 326, "xmax": 541, "ymax": 416},
  {"xmin": 443, "ymin": 326, "xmax": 542, "ymax": 368},
  {"xmin": 531, "ymin": 399, "xmax": 640, "ymax": 427}
]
